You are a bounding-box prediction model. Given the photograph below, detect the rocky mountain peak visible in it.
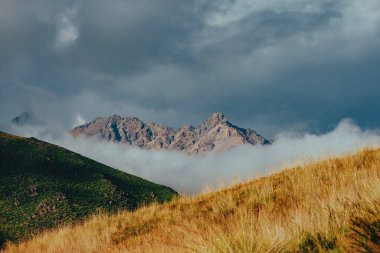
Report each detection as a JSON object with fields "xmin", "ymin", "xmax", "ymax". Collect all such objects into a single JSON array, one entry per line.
[
  {"xmin": 70, "ymin": 113, "xmax": 270, "ymax": 154},
  {"xmin": 209, "ymin": 112, "xmax": 226, "ymax": 123},
  {"xmin": 210, "ymin": 112, "xmax": 226, "ymax": 122},
  {"xmin": 201, "ymin": 112, "xmax": 227, "ymax": 129}
]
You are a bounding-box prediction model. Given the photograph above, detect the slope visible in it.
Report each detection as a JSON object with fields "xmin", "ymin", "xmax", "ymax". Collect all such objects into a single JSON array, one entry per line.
[
  {"xmin": 0, "ymin": 131, "xmax": 176, "ymax": 245},
  {"xmin": 3, "ymin": 148, "xmax": 380, "ymax": 252}
]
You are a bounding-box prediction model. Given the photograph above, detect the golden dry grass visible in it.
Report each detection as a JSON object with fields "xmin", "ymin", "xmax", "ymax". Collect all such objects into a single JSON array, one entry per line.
[{"xmin": 2, "ymin": 149, "xmax": 380, "ymax": 253}]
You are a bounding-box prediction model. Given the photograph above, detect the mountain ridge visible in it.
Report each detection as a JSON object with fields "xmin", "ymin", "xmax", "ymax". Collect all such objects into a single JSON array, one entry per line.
[{"xmin": 70, "ymin": 112, "xmax": 270, "ymax": 154}]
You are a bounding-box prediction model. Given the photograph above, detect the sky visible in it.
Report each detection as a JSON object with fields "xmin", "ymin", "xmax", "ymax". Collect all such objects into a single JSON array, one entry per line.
[{"xmin": 1, "ymin": 0, "xmax": 380, "ymax": 137}]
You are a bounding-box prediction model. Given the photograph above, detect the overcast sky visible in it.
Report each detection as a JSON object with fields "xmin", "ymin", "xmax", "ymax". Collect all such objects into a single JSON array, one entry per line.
[{"xmin": 1, "ymin": 0, "xmax": 380, "ymax": 137}]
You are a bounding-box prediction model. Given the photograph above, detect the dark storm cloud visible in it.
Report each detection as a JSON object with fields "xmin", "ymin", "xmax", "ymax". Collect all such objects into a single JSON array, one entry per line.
[{"xmin": 1, "ymin": 0, "xmax": 380, "ymax": 136}]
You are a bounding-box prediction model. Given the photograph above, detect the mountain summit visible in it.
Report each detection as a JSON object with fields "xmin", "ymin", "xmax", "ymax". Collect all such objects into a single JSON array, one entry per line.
[{"xmin": 70, "ymin": 112, "xmax": 270, "ymax": 154}]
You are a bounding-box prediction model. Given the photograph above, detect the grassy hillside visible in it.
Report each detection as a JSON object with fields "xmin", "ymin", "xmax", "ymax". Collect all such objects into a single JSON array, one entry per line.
[
  {"xmin": 2, "ymin": 148, "xmax": 380, "ymax": 252},
  {"xmin": 0, "ymin": 131, "xmax": 176, "ymax": 246}
]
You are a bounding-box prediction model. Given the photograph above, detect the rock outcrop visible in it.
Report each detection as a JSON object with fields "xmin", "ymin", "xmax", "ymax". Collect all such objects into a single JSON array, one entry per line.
[{"xmin": 70, "ymin": 112, "xmax": 270, "ymax": 154}]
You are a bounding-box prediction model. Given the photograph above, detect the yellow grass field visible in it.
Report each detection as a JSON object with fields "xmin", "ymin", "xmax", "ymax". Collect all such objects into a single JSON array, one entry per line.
[{"xmin": 2, "ymin": 149, "xmax": 380, "ymax": 253}]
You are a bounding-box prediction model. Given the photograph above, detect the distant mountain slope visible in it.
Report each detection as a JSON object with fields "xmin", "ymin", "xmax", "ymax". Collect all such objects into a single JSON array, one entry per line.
[
  {"xmin": 3, "ymin": 149, "xmax": 380, "ymax": 252},
  {"xmin": 11, "ymin": 112, "xmax": 42, "ymax": 127},
  {"xmin": 71, "ymin": 112, "xmax": 270, "ymax": 154},
  {"xmin": 0, "ymin": 131, "xmax": 176, "ymax": 245}
]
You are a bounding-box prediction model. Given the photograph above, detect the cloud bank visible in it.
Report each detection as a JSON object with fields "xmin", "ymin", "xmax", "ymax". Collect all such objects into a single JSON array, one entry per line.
[{"xmin": 9, "ymin": 119, "xmax": 380, "ymax": 193}]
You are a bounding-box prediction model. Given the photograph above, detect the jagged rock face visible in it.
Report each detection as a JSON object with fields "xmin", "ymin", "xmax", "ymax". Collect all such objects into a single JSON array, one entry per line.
[{"xmin": 70, "ymin": 112, "xmax": 270, "ymax": 154}]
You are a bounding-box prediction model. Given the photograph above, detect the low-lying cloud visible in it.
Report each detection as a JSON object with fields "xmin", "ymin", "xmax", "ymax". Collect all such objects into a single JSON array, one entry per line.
[
  {"xmin": 53, "ymin": 8, "xmax": 79, "ymax": 50},
  {"xmin": 9, "ymin": 118, "xmax": 380, "ymax": 194}
]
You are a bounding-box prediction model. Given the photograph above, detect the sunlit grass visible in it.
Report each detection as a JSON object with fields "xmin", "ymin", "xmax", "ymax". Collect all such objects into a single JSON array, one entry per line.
[{"xmin": 3, "ymin": 148, "xmax": 380, "ymax": 252}]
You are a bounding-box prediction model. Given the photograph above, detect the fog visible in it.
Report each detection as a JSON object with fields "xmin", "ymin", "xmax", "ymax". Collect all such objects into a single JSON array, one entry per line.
[{"xmin": 9, "ymin": 118, "xmax": 380, "ymax": 194}]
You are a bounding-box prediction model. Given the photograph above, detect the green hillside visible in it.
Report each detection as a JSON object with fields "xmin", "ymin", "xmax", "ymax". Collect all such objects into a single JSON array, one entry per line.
[{"xmin": 0, "ymin": 131, "xmax": 176, "ymax": 245}]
